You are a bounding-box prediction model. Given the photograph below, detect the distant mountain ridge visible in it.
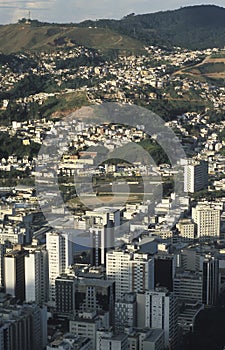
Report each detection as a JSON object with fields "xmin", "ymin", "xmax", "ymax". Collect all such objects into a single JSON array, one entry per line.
[
  {"xmin": 0, "ymin": 5, "xmax": 225, "ymax": 53},
  {"xmin": 79, "ymin": 5, "xmax": 225, "ymax": 49}
]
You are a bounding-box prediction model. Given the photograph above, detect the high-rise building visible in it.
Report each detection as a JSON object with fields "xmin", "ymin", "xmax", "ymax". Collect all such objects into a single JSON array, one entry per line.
[
  {"xmin": 137, "ymin": 288, "xmax": 178, "ymax": 349},
  {"xmin": 154, "ymin": 254, "xmax": 176, "ymax": 292},
  {"xmin": 173, "ymin": 271, "xmax": 203, "ymax": 302},
  {"xmin": 184, "ymin": 160, "xmax": 208, "ymax": 193},
  {"xmin": 24, "ymin": 246, "xmax": 49, "ymax": 304},
  {"xmin": 179, "ymin": 248, "xmax": 203, "ymax": 272},
  {"xmin": 4, "ymin": 246, "xmax": 27, "ymax": 302},
  {"xmin": 174, "ymin": 255, "xmax": 219, "ymax": 306},
  {"xmin": 202, "ymin": 256, "xmax": 219, "ymax": 306},
  {"xmin": 46, "ymin": 231, "xmax": 73, "ymax": 304},
  {"xmin": 192, "ymin": 203, "xmax": 221, "ymax": 240},
  {"xmin": 55, "ymin": 274, "xmax": 76, "ymax": 318},
  {"xmin": 0, "ymin": 302, "xmax": 47, "ymax": 350},
  {"xmin": 106, "ymin": 248, "xmax": 154, "ymax": 300},
  {"xmin": 74, "ymin": 277, "xmax": 115, "ymax": 327},
  {"xmin": 55, "ymin": 274, "xmax": 115, "ymax": 326},
  {"xmin": 115, "ymin": 293, "xmax": 137, "ymax": 331},
  {"xmin": 90, "ymin": 221, "xmax": 114, "ymax": 267},
  {"xmin": 0, "ymin": 244, "xmax": 6, "ymax": 290}
]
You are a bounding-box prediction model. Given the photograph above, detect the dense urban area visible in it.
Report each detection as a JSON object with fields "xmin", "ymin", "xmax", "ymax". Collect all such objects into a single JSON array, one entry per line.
[{"xmin": 0, "ymin": 11, "xmax": 225, "ymax": 350}]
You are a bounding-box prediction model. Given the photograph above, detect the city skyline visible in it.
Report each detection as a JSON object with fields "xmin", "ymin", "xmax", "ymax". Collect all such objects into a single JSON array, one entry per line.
[{"xmin": 0, "ymin": 0, "xmax": 224, "ymax": 25}]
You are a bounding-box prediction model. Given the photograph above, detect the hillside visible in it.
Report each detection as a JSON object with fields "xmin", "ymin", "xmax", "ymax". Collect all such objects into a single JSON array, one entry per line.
[
  {"xmin": 0, "ymin": 22, "xmax": 143, "ymax": 54},
  {"xmin": 0, "ymin": 5, "xmax": 225, "ymax": 54},
  {"xmin": 79, "ymin": 5, "xmax": 225, "ymax": 50}
]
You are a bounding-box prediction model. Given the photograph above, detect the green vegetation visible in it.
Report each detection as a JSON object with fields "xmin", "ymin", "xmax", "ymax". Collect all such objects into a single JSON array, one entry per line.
[
  {"xmin": 41, "ymin": 92, "xmax": 90, "ymax": 117},
  {"xmin": 0, "ymin": 171, "xmax": 35, "ymax": 187},
  {"xmin": 191, "ymin": 189, "xmax": 225, "ymax": 202},
  {"xmin": 0, "ymin": 53, "xmax": 37, "ymax": 72},
  {"xmin": 198, "ymin": 62, "xmax": 225, "ymax": 74},
  {"xmin": 211, "ymin": 50, "xmax": 225, "ymax": 58},
  {"xmin": 141, "ymin": 98, "xmax": 211, "ymax": 122},
  {"xmin": 0, "ymin": 91, "xmax": 89, "ymax": 124},
  {"xmin": 0, "ymin": 23, "xmax": 143, "ymax": 55},
  {"xmin": 186, "ymin": 62, "xmax": 225, "ymax": 76},
  {"xmin": 79, "ymin": 5, "xmax": 225, "ymax": 50},
  {"xmin": 11, "ymin": 74, "xmax": 59, "ymax": 98},
  {"xmin": 0, "ymin": 132, "xmax": 40, "ymax": 159},
  {"xmin": 103, "ymin": 138, "xmax": 169, "ymax": 166},
  {"xmin": 1, "ymin": 5, "xmax": 225, "ymax": 54},
  {"xmin": 139, "ymin": 139, "xmax": 170, "ymax": 165}
]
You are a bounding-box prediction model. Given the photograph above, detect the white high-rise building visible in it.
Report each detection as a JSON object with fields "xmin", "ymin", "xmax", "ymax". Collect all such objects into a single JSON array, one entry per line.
[
  {"xmin": 46, "ymin": 231, "xmax": 73, "ymax": 303},
  {"xmin": 25, "ymin": 246, "xmax": 49, "ymax": 304},
  {"xmin": 137, "ymin": 288, "xmax": 178, "ymax": 349},
  {"xmin": 106, "ymin": 248, "xmax": 154, "ymax": 300},
  {"xmin": 192, "ymin": 203, "xmax": 221, "ymax": 240},
  {"xmin": 184, "ymin": 160, "xmax": 208, "ymax": 193}
]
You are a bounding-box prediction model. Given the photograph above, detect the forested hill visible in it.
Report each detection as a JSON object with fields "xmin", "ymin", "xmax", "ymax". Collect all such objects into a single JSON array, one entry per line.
[
  {"xmin": 0, "ymin": 5, "xmax": 225, "ymax": 53},
  {"xmin": 79, "ymin": 5, "xmax": 225, "ymax": 50}
]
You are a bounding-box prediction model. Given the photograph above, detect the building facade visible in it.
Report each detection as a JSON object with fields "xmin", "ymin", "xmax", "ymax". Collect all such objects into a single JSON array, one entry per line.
[
  {"xmin": 106, "ymin": 249, "xmax": 154, "ymax": 300},
  {"xmin": 46, "ymin": 231, "xmax": 73, "ymax": 303}
]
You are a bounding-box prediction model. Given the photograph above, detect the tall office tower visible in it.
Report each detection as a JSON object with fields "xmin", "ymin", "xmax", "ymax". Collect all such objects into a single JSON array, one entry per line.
[
  {"xmin": 4, "ymin": 246, "xmax": 26, "ymax": 302},
  {"xmin": 180, "ymin": 248, "xmax": 203, "ymax": 272},
  {"xmin": 25, "ymin": 246, "xmax": 49, "ymax": 304},
  {"xmin": 106, "ymin": 249, "xmax": 154, "ymax": 300},
  {"xmin": 184, "ymin": 159, "xmax": 208, "ymax": 193},
  {"xmin": 46, "ymin": 231, "xmax": 73, "ymax": 304},
  {"xmin": 0, "ymin": 302, "xmax": 47, "ymax": 350},
  {"xmin": 55, "ymin": 274, "xmax": 76, "ymax": 318},
  {"xmin": 137, "ymin": 288, "xmax": 178, "ymax": 349},
  {"xmin": 154, "ymin": 254, "xmax": 176, "ymax": 292},
  {"xmin": 175, "ymin": 256, "xmax": 219, "ymax": 306},
  {"xmin": 202, "ymin": 256, "xmax": 219, "ymax": 306},
  {"xmin": 90, "ymin": 220, "xmax": 115, "ymax": 267},
  {"xmin": 74, "ymin": 277, "xmax": 115, "ymax": 327},
  {"xmin": 55, "ymin": 274, "xmax": 115, "ymax": 326},
  {"xmin": 115, "ymin": 293, "xmax": 137, "ymax": 332},
  {"xmin": 173, "ymin": 271, "xmax": 203, "ymax": 302},
  {"xmin": 192, "ymin": 203, "xmax": 221, "ymax": 240}
]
